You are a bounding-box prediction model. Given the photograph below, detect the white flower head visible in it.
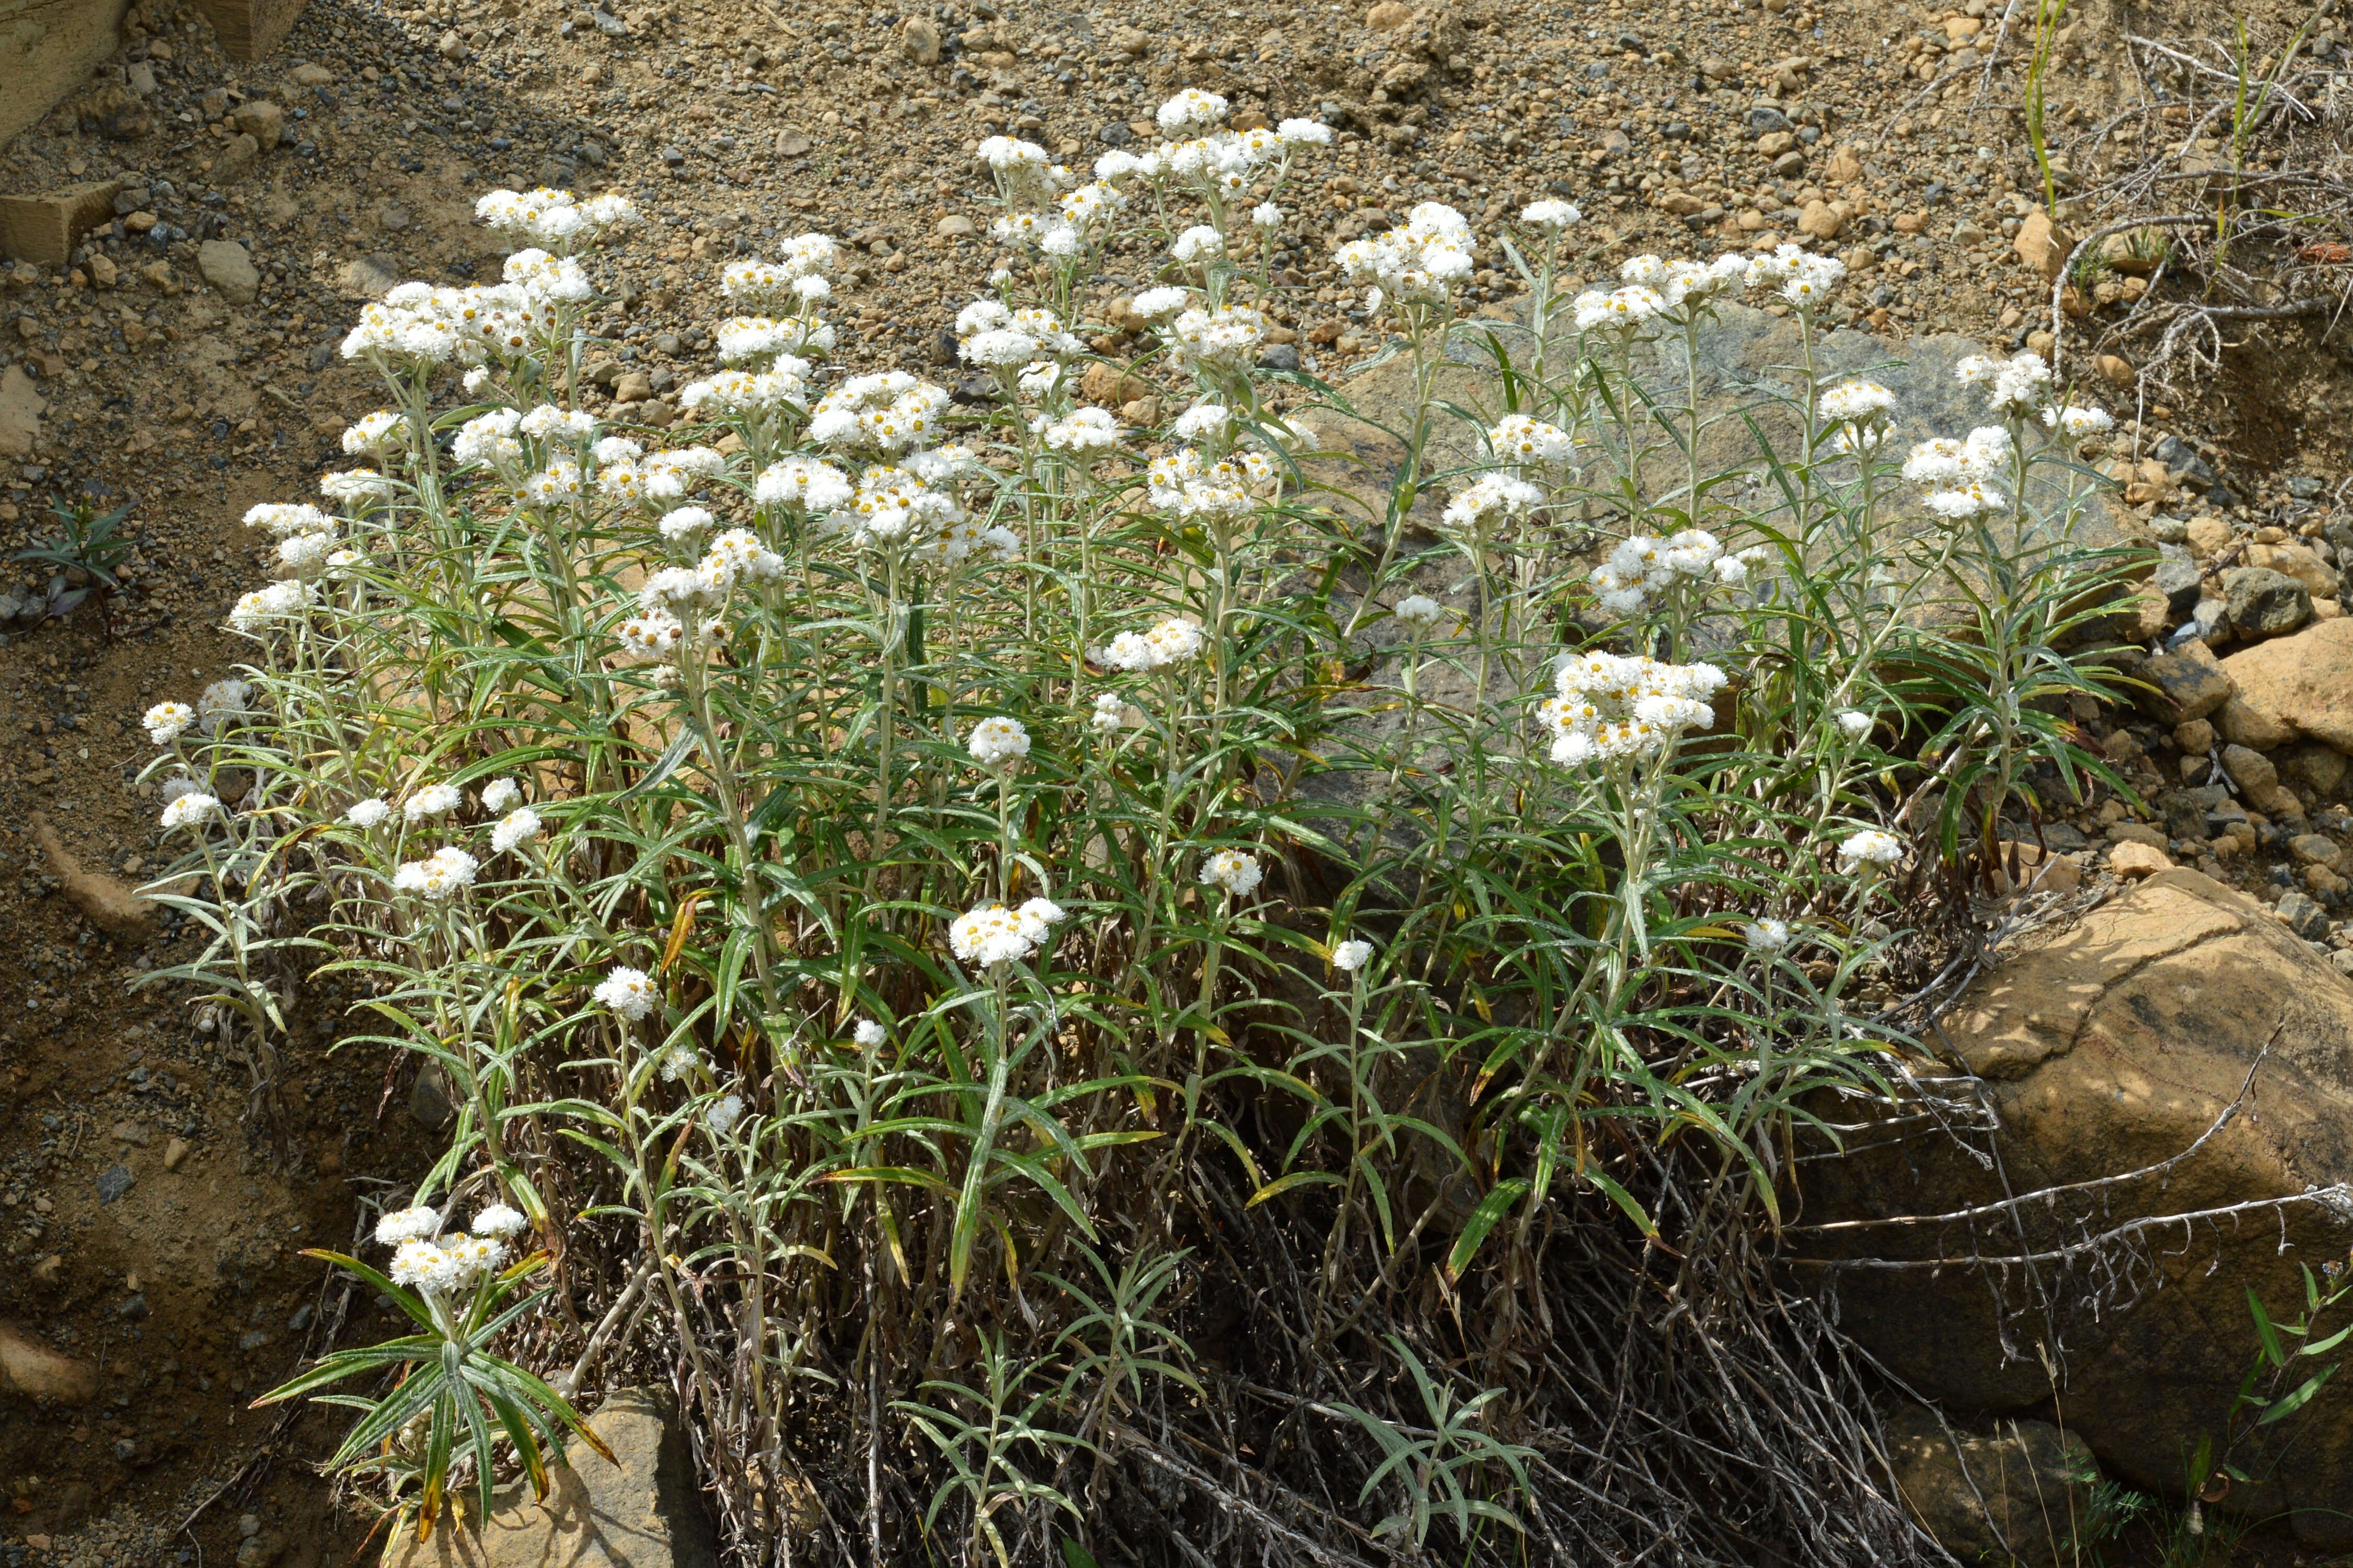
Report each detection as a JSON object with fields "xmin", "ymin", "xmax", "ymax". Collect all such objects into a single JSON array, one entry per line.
[
  {"xmin": 1837, "ymin": 829, "xmax": 1905, "ymax": 872},
  {"xmin": 491, "ymin": 808, "xmax": 544, "ymax": 854},
  {"xmin": 392, "ymin": 845, "xmax": 480, "ymax": 900},
  {"xmin": 1332, "ymin": 938, "xmax": 1375, "ymax": 972},
  {"xmin": 1089, "ymin": 692, "xmax": 1127, "ymax": 734},
  {"xmin": 1199, "ymin": 847, "xmax": 1264, "ymax": 898},
  {"xmin": 345, "ymin": 797, "xmax": 392, "ymax": 828},
  {"xmin": 1745, "ymin": 917, "xmax": 1792, "ymax": 954},
  {"xmin": 406, "ymin": 783, "xmax": 462, "ymax": 822},
  {"xmin": 160, "ymin": 793, "xmax": 221, "ymax": 830},
  {"xmin": 471, "ymin": 1203, "xmax": 528, "ymax": 1239},
  {"xmin": 1394, "ymin": 594, "xmax": 1447, "ymax": 631},
  {"xmin": 967, "ymin": 715, "xmax": 1032, "ymax": 770},
  {"xmin": 594, "ymin": 965, "xmax": 658, "ymax": 1021},
  {"xmin": 480, "ymin": 778, "xmax": 523, "ymax": 815},
  {"xmin": 143, "ymin": 701, "xmax": 195, "ymax": 746},
  {"xmin": 1835, "ymin": 710, "xmax": 1874, "ymax": 740},
  {"xmin": 950, "ymin": 899, "xmax": 1066, "ymax": 966},
  {"xmin": 376, "ymin": 1205, "xmax": 443, "ymax": 1247},
  {"xmin": 853, "ymin": 1019, "xmax": 887, "ymax": 1048}
]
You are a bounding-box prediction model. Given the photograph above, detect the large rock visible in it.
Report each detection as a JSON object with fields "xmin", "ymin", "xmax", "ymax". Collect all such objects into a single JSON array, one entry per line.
[
  {"xmin": 2132, "ymin": 640, "xmax": 2235, "ymax": 725},
  {"xmin": 0, "ymin": 0, "xmax": 131, "ymax": 147},
  {"xmin": 0, "ymin": 364, "xmax": 42, "ymax": 460},
  {"xmin": 1805, "ymin": 870, "xmax": 2353, "ymax": 1542},
  {"xmin": 1884, "ymin": 1408, "xmax": 2096, "ymax": 1568},
  {"xmin": 388, "ymin": 1389, "xmax": 719, "ymax": 1568},
  {"xmin": 2223, "ymin": 565, "xmax": 2312, "ymax": 639},
  {"xmin": 2218, "ymin": 617, "xmax": 2353, "ymax": 751},
  {"xmin": 198, "ymin": 239, "xmax": 260, "ymax": 303}
]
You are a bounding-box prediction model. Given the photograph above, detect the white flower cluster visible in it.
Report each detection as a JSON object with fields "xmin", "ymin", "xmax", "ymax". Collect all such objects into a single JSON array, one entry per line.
[
  {"xmin": 379, "ymin": 1198, "xmax": 529, "ymax": 1296},
  {"xmin": 160, "ymin": 791, "xmax": 221, "ymax": 830},
  {"xmin": 755, "ymin": 455, "xmax": 856, "ymax": 513},
  {"xmin": 955, "ymin": 299, "xmax": 1084, "ymax": 373},
  {"xmin": 1956, "ymin": 350, "xmax": 2055, "ymax": 419},
  {"xmin": 1588, "ymin": 530, "xmax": 1754, "ymax": 616},
  {"xmin": 719, "ymin": 315, "xmax": 833, "ymax": 367},
  {"xmin": 949, "ymin": 897, "xmax": 1067, "ymax": 966},
  {"xmin": 340, "ymin": 246, "xmax": 597, "ymax": 369},
  {"xmin": 1198, "ymin": 848, "xmax": 1264, "ymax": 897},
  {"xmin": 1539, "ymin": 651, "xmax": 1726, "ymax": 766},
  {"xmin": 1146, "ymin": 445, "xmax": 1275, "ymax": 521},
  {"xmin": 1441, "ymin": 473, "xmax": 1543, "ymax": 533},
  {"xmin": 475, "ymin": 186, "xmax": 637, "ymax": 251},
  {"xmin": 679, "ymin": 366, "xmax": 810, "ymax": 421},
  {"xmin": 1166, "ymin": 304, "xmax": 1268, "ymax": 374},
  {"xmin": 1490, "ymin": 414, "xmax": 1579, "ymax": 473},
  {"xmin": 1037, "ymin": 406, "xmax": 1123, "ymax": 455},
  {"xmin": 1097, "ymin": 617, "xmax": 1206, "ymax": 672},
  {"xmin": 718, "ymin": 234, "xmax": 837, "ymax": 308},
  {"xmin": 967, "ymin": 715, "xmax": 1031, "ymax": 770},
  {"xmin": 230, "ymin": 579, "xmax": 312, "ymax": 632},
  {"xmin": 1335, "ymin": 202, "xmax": 1475, "ymax": 313},
  {"xmin": 394, "ymin": 845, "xmax": 480, "ymax": 899},
  {"xmin": 143, "ymin": 700, "xmax": 195, "ymax": 746},
  {"xmin": 810, "ymin": 371, "xmax": 952, "ymax": 455},
  {"xmin": 1837, "ymin": 829, "xmax": 1905, "ymax": 872},
  {"xmin": 595, "ymin": 965, "xmax": 658, "ymax": 1020},
  {"xmin": 1331, "ymin": 937, "xmax": 1375, "ymax": 971},
  {"xmin": 1902, "ymin": 426, "xmax": 2014, "ymax": 519},
  {"xmin": 829, "ymin": 452, "xmax": 1011, "ymax": 566}
]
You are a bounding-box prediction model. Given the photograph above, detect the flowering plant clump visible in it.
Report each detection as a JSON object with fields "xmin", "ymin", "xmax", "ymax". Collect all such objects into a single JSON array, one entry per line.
[{"xmin": 166, "ymin": 83, "xmax": 2132, "ymax": 1567}]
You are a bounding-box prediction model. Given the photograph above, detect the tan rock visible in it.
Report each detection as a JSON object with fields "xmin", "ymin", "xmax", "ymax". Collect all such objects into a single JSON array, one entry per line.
[
  {"xmin": 900, "ymin": 15, "xmax": 941, "ymax": 63},
  {"xmin": 228, "ymin": 99, "xmax": 285, "ymax": 145},
  {"xmin": 1804, "ymin": 870, "xmax": 2353, "ymax": 1537},
  {"xmin": 0, "ymin": 364, "xmax": 41, "ymax": 460},
  {"xmin": 163, "ymin": 1136, "xmax": 191, "ymax": 1170},
  {"xmin": 2013, "ymin": 208, "xmax": 2075, "ymax": 282},
  {"xmin": 2095, "ymin": 353, "xmax": 2136, "ymax": 386},
  {"xmin": 1823, "ymin": 145, "xmax": 1863, "ymax": 185},
  {"xmin": 2248, "ymin": 541, "xmax": 2338, "ymax": 600},
  {"xmin": 2173, "ymin": 717, "xmax": 2216, "ymax": 753},
  {"xmin": 2286, "ymin": 742, "xmax": 2349, "ymax": 796},
  {"xmin": 2218, "ymin": 618, "xmax": 2353, "ymax": 752},
  {"xmin": 1884, "ymin": 1408, "xmax": 2094, "ymax": 1568},
  {"xmin": 0, "ymin": 179, "xmax": 123, "ymax": 268},
  {"xmin": 1365, "ymin": 1, "xmax": 1412, "ymax": 28},
  {"xmin": 386, "ymin": 1389, "xmax": 724, "ymax": 1567},
  {"xmin": 2218, "ymin": 693, "xmax": 2297, "ymax": 751},
  {"xmin": 2133, "ymin": 640, "xmax": 2235, "ymax": 725},
  {"xmin": 1080, "ymin": 361, "xmax": 1150, "ymax": 407},
  {"xmin": 1997, "ymin": 841, "xmax": 2081, "ymax": 898},
  {"xmin": 0, "ymin": 1327, "xmax": 96, "ymax": 1404},
  {"xmin": 212, "ymin": 132, "xmax": 263, "ymax": 184},
  {"xmin": 2108, "ymin": 840, "xmax": 2174, "ymax": 878},
  {"xmin": 32, "ymin": 817, "xmax": 154, "ymax": 940},
  {"xmin": 2184, "ymin": 514, "xmax": 2233, "ymax": 560},
  {"xmin": 2221, "ymin": 742, "xmax": 2278, "ymax": 794},
  {"xmin": 1796, "ymin": 199, "xmax": 1846, "ymax": 239}
]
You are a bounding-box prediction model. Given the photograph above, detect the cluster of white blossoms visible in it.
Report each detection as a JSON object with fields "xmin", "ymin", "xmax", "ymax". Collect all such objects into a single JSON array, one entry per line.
[
  {"xmin": 342, "ymin": 410, "xmax": 408, "ymax": 456},
  {"xmin": 490, "ymin": 808, "xmax": 543, "ymax": 854},
  {"xmin": 1745, "ymin": 917, "xmax": 1792, "ymax": 954},
  {"xmin": 967, "ymin": 715, "xmax": 1031, "ymax": 770},
  {"xmin": 229, "ymin": 579, "xmax": 312, "ymax": 632},
  {"xmin": 379, "ymin": 1199, "xmax": 531, "ymax": 1297},
  {"xmin": 1335, "ymin": 202, "xmax": 1475, "ymax": 313},
  {"xmin": 949, "ymin": 897, "xmax": 1067, "ymax": 966},
  {"xmin": 1441, "ymin": 473, "xmax": 1544, "ymax": 533},
  {"xmin": 1166, "ymin": 304, "xmax": 1270, "ymax": 374},
  {"xmin": 394, "ymin": 845, "xmax": 480, "ymax": 900},
  {"xmin": 474, "ymin": 186, "xmax": 637, "ymax": 252},
  {"xmin": 718, "ymin": 234, "xmax": 838, "ymax": 308},
  {"xmin": 1489, "ymin": 414, "xmax": 1579, "ymax": 474},
  {"xmin": 144, "ymin": 700, "xmax": 195, "ymax": 746},
  {"xmin": 340, "ymin": 249, "xmax": 597, "ymax": 370},
  {"xmin": 1077, "ymin": 92, "xmax": 1328, "ymax": 240},
  {"xmin": 1331, "ymin": 937, "xmax": 1375, "ymax": 972},
  {"xmin": 1146, "ymin": 445, "xmax": 1276, "ymax": 521},
  {"xmin": 811, "ymin": 371, "xmax": 952, "ymax": 455},
  {"xmin": 830, "ymin": 451, "xmax": 1011, "ymax": 566},
  {"xmin": 595, "ymin": 965, "xmax": 659, "ymax": 1020},
  {"xmin": 1956, "ymin": 350, "xmax": 2056, "ymax": 420},
  {"xmin": 1037, "ymin": 406, "xmax": 1123, "ymax": 455},
  {"xmin": 406, "ymin": 782, "xmax": 462, "ymax": 821},
  {"xmin": 1096, "ymin": 617, "xmax": 1207, "ymax": 672},
  {"xmin": 954, "ymin": 298, "xmax": 1086, "ymax": 379},
  {"xmin": 1198, "ymin": 847, "xmax": 1265, "ymax": 898},
  {"xmin": 1820, "ymin": 380, "xmax": 1896, "ymax": 428},
  {"xmin": 1394, "ymin": 594, "xmax": 1447, "ymax": 632},
  {"xmin": 1574, "ymin": 246, "xmax": 1837, "ymax": 333},
  {"xmin": 1588, "ymin": 530, "xmax": 1754, "ymax": 617},
  {"xmin": 1837, "ymin": 829, "xmax": 1905, "ymax": 872},
  {"xmin": 1539, "ymin": 651, "xmax": 1727, "ymax": 766},
  {"xmin": 1902, "ymin": 425, "xmax": 2014, "ymax": 519},
  {"xmin": 678, "ymin": 366, "xmax": 810, "ymax": 423},
  {"xmin": 1089, "ymin": 692, "xmax": 1128, "ymax": 734},
  {"xmin": 160, "ymin": 791, "xmax": 221, "ymax": 830},
  {"xmin": 755, "ymin": 455, "xmax": 856, "ymax": 513}
]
